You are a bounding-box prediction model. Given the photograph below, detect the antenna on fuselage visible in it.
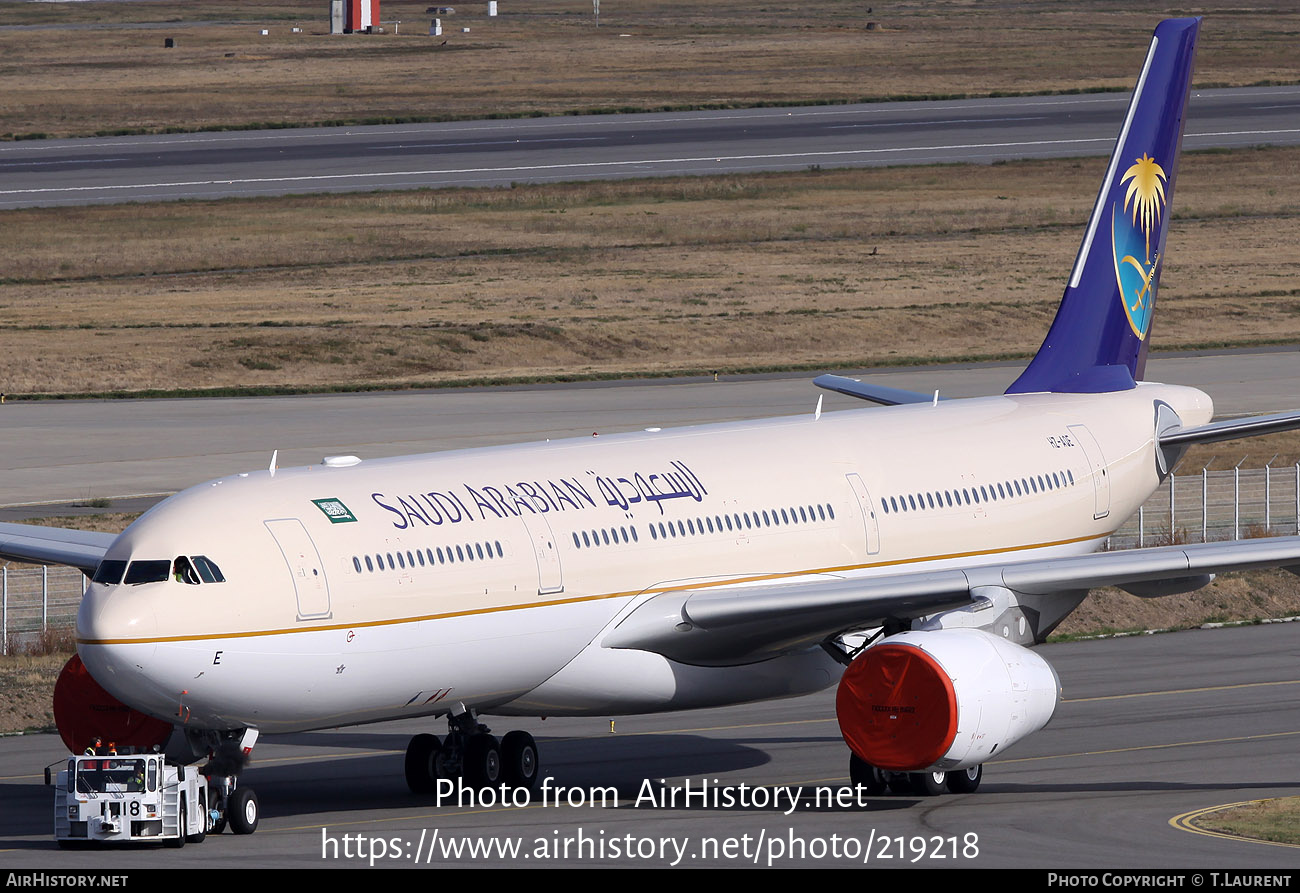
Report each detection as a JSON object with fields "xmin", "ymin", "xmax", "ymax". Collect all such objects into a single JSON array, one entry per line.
[
  {"xmin": 814, "ymin": 394, "xmax": 823, "ymax": 421},
  {"xmin": 269, "ymin": 449, "xmax": 278, "ymax": 478},
  {"xmin": 932, "ymin": 390, "xmax": 939, "ymax": 407}
]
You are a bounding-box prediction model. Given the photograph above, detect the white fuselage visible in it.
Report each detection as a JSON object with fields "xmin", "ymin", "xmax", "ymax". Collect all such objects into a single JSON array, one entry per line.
[{"xmin": 75, "ymin": 381, "xmax": 1212, "ymax": 734}]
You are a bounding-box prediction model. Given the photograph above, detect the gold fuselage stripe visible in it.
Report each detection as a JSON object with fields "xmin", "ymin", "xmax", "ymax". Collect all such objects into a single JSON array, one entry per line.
[{"xmin": 78, "ymin": 531, "xmax": 1107, "ymax": 646}]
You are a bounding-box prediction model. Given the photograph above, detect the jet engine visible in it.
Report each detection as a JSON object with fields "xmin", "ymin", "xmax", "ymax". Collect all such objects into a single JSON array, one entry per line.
[
  {"xmin": 52, "ymin": 654, "xmax": 172, "ymax": 754},
  {"xmin": 836, "ymin": 628, "xmax": 1059, "ymax": 772}
]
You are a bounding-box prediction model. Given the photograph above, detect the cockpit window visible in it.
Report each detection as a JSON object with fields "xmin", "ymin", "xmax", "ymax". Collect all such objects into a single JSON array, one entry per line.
[
  {"xmin": 173, "ymin": 556, "xmax": 200, "ymax": 585},
  {"xmin": 192, "ymin": 556, "xmax": 225, "ymax": 583},
  {"xmin": 123, "ymin": 560, "xmax": 171, "ymax": 585},
  {"xmin": 91, "ymin": 559, "xmax": 127, "ymax": 585}
]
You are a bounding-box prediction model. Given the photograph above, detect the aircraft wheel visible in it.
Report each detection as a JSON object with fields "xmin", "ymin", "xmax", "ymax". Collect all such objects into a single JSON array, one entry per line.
[
  {"xmin": 230, "ymin": 787, "xmax": 259, "ymax": 835},
  {"xmin": 501, "ymin": 731, "xmax": 539, "ymax": 791},
  {"xmin": 464, "ymin": 733, "xmax": 502, "ymax": 788},
  {"xmin": 887, "ymin": 773, "xmax": 914, "ymax": 795},
  {"xmin": 404, "ymin": 733, "xmax": 442, "ymax": 794},
  {"xmin": 848, "ymin": 753, "xmax": 886, "ymax": 795},
  {"xmin": 912, "ymin": 770, "xmax": 948, "ymax": 796},
  {"xmin": 946, "ymin": 764, "xmax": 983, "ymax": 794}
]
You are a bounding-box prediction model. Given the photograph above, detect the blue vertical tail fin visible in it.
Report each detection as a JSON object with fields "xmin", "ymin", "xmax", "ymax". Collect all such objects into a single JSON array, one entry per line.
[{"xmin": 1006, "ymin": 17, "xmax": 1200, "ymax": 395}]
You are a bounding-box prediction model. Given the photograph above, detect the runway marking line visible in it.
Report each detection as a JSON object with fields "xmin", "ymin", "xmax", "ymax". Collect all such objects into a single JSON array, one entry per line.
[
  {"xmin": 1065, "ymin": 678, "xmax": 1300, "ymax": 703},
  {"xmin": 0, "ymin": 138, "xmax": 1122, "ymax": 197},
  {"xmin": 0, "ymin": 130, "xmax": 1295, "ymax": 200},
  {"xmin": 1170, "ymin": 799, "xmax": 1300, "ymax": 849},
  {"xmin": 996, "ymin": 728, "xmax": 1300, "ymax": 765}
]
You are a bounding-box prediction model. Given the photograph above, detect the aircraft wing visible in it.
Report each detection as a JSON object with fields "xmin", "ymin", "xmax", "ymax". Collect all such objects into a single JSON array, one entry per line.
[
  {"xmin": 603, "ymin": 536, "xmax": 1300, "ymax": 665},
  {"xmin": 0, "ymin": 522, "xmax": 115, "ymax": 574}
]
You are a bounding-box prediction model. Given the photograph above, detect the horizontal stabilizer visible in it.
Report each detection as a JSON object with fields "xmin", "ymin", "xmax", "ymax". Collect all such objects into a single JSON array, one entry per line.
[
  {"xmin": 813, "ymin": 374, "xmax": 938, "ymax": 406},
  {"xmin": 0, "ymin": 522, "xmax": 115, "ymax": 574},
  {"xmin": 1159, "ymin": 410, "xmax": 1300, "ymax": 447}
]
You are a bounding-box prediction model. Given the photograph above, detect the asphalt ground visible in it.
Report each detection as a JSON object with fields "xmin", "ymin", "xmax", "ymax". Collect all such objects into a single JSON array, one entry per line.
[
  {"xmin": 0, "ymin": 86, "xmax": 1296, "ymax": 207},
  {"xmin": 3, "ymin": 622, "xmax": 1298, "ymax": 867}
]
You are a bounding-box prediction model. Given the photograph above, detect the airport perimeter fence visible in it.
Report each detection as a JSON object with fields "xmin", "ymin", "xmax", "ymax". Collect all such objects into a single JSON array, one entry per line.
[
  {"xmin": 1107, "ymin": 464, "xmax": 1300, "ymax": 550},
  {"xmin": 1, "ymin": 566, "xmax": 86, "ymax": 656},
  {"xmin": 3, "ymin": 464, "xmax": 1297, "ymax": 653}
]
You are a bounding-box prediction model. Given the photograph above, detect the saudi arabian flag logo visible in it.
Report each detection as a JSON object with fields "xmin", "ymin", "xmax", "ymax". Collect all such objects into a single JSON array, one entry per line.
[
  {"xmin": 312, "ymin": 497, "xmax": 357, "ymax": 523},
  {"xmin": 1112, "ymin": 152, "xmax": 1168, "ymax": 340}
]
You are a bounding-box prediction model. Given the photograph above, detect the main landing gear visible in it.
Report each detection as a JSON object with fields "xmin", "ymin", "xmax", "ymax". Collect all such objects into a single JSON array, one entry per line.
[
  {"xmin": 405, "ymin": 709, "xmax": 540, "ymax": 794},
  {"xmin": 849, "ymin": 754, "xmax": 983, "ymax": 796}
]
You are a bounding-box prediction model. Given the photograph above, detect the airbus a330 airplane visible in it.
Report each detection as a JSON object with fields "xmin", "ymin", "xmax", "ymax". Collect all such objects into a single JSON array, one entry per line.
[{"xmin": 6, "ymin": 17, "xmax": 1300, "ymax": 812}]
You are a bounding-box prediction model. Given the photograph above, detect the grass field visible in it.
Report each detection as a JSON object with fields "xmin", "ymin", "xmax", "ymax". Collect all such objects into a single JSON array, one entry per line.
[
  {"xmin": 1194, "ymin": 798, "xmax": 1300, "ymax": 845},
  {"xmin": 0, "ymin": 145, "xmax": 1296, "ymax": 397},
  {"xmin": 0, "ymin": 1, "xmax": 1297, "ymax": 140},
  {"xmin": 0, "ymin": 2, "xmax": 1295, "ymax": 397}
]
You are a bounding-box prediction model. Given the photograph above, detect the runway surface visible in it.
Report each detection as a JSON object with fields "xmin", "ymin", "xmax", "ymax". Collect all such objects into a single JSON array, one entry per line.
[
  {"xmin": 1, "ymin": 351, "xmax": 1299, "ymax": 866},
  {"xmin": 0, "ymin": 86, "xmax": 1297, "ymax": 207},
  {"xmin": 3, "ymin": 623, "xmax": 1299, "ymax": 868}
]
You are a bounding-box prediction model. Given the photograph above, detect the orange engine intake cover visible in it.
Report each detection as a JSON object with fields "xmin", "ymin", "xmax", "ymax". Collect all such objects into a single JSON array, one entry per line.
[{"xmin": 836, "ymin": 641, "xmax": 958, "ymax": 771}]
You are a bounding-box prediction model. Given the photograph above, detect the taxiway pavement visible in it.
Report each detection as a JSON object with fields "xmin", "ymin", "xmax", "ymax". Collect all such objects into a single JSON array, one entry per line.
[
  {"xmin": 2, "ymin": 623, "xmax": 1298, "ymax": 867},
  {"xmin": 0, "ymin": 349, "xmax": 1295, "ymax": 515}
]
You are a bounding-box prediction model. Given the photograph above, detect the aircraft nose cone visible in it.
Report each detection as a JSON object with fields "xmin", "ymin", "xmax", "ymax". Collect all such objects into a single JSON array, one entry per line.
[
  {"xmin": 76, "ymin": 583, "xmax": 158, "ymax": 704},
  {"xmin": 78, "ymin": 582, "xmax": 158, "ymax": 643}
]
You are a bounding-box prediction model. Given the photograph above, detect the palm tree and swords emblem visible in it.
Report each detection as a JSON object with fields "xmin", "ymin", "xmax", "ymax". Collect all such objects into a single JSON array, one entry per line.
[{"xmin": 1112, "ymin": 152, "xmax": 1167, "ymax": 339}]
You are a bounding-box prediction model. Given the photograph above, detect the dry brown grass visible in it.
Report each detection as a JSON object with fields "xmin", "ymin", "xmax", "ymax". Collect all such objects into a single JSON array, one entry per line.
[
  {"xmin": 1194, "ymin": 797, "xmax": 1300, "ymax": 845},
  {"xmin": 18, "ymin": 513, "xmax": 140, "ymax": 536},
  {"xmin": 0, "ymin": 650, "xmax": 67, "ymax": 733},
  {"xmin": 1055, "ymin": 569, "xmax": 1300, "ymax": 639},
  {"xmin": 0, "ymin": 145, "xmax": 1296, "ymax": 395},
  {"xmin": 1181, "ymin": 431, "xmax": 1300, "ymax": 473},
  {"xmin": 0, "ymin": 1, "xmax": 1297, "ymax": 139}
]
